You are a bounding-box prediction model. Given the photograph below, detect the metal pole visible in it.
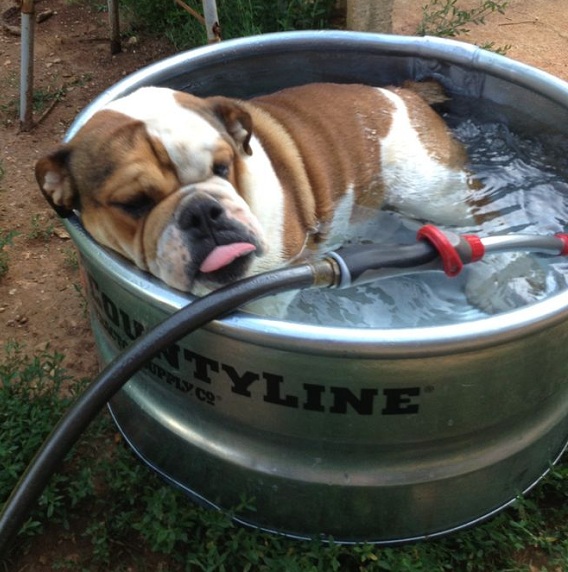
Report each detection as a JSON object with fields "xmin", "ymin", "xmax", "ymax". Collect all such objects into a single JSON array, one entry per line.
[
  {"xmin": 20, "ymin": 0, "xmax": 35, "ymax": 131},
  {"xmin": 202, "ymin": 0, "xmax": 221, "ymax": 42}
]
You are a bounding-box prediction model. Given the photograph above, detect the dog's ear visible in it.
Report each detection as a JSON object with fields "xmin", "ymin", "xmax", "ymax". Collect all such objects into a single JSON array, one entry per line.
[
  {"xmin": 35, "ymin": 148, "xmax": 77, "ymax": 218},
  {"xmin": 211, "ymin": 99, "xmax": 253, "ymax": 156}
]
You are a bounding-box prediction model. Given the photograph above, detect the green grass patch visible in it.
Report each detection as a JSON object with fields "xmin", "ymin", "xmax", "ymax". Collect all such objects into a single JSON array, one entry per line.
[
  {"xmin": 0, "ymin": 342, "xmax": 566, "ymax": 570},
  {"xmin": 0, "ymin": 230, "xmax": 18, "ymax": 278},
  {"xmin": 26, "ymin": 213, "xmax": 55, "ymax": 242},
  {"xmin": 118, "ymin": 0, "xmax": 338, "ymax": 50}
]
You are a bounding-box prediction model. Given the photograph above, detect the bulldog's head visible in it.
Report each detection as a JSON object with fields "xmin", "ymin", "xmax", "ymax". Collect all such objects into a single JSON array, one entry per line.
[{"xmin": 35, "ymin": 87, "xmax": 269, "ymax": 294}]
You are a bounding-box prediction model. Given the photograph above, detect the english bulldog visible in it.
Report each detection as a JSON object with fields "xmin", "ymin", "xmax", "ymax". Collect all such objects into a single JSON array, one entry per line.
[{"xmin": 36, "ymin": 81, "xmax": 479, "ymax": 297}]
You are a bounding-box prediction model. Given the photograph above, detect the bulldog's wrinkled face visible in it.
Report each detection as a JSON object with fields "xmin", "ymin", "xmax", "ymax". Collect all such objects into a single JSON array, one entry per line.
[{"xmin": 35, "ymin": 87, "xmax": 269, "ymax": 294}]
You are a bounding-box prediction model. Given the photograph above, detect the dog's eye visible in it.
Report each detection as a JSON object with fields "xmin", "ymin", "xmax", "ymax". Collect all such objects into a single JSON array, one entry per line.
[
  {"xmin": 212, "ymin": 163, "xmax": 230, "ymax": 179},
  {"xmin": 111, "ymin": 195, "xmax": 155, "ymax": 219}
]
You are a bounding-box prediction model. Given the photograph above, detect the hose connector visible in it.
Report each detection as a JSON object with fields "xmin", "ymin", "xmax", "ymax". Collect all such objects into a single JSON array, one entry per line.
[{"xmin": 417, "ymin": 225, "xmax": 485, "ymax": 277}]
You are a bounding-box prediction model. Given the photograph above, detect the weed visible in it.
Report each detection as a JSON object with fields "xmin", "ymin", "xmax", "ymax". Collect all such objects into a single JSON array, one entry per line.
[
  {"xmin": 0, "ymin": 229, "xmax": 18, "ymax": 277},
  {"xmin": 0, "ymin": 71, "xmax": 18, "ymax": 126},
  {"xmin": 0, "ymin": 86, "xmax": 66, "ymax": 125},
  {"xmin": 31, "ymin": 86, "xmax": 67, "ymax": 115},
  {"xmin": 418, "ymin": 0, "xmax": 509, "ymax": 45},
  {"xmin": 71, "ymin": 282, "xmax": 90, "ymax": 318},
  {"xmin": 479, "ymin": 40, "xmax": 512, "ymax": 55},
  {"xmin": 0, "ymin": 75, "xmax": 89, "ymax": 126},
  {"xmin": 62, "ymin": 246, "xmax": 79, "ymax": 270},
  {"xmin": 27, "ymin": 213, "xmax": 54, "ymax": 241}
]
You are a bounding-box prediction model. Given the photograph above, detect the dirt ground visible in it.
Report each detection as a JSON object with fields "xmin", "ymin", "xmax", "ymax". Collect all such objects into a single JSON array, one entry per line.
[
  {"xmin": 1, "ymin": 0, "xmax": 176, "ymax": 381},
  {"xmin": 0, "ymin": 0, "xmax": 567, "ymax": 567}
]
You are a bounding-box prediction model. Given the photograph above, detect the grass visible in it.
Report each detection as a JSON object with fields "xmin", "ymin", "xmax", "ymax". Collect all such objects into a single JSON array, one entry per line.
[
  {"xmin": 0, "ymin": 214, "xmax": 58, "ymax": 278},
  {"xmin": 27, "ymin": 213, "xmax": 55, "ymax": 241},
  {"xmin": 0, "ymin": 230, "xmax": 18, "ymax": 278},
  {"xmin": 117, "ymin": 0, "xmax": 338, "ymax": 50},
  {"xmin": 0, "ymin": 342, "xmax": 566, "ymax": 570},
  {"xmin": 0, "ymin": 85, "xmax": 63, "ymax": 126},
  {"xmin": 0, "ymin": 73, "xmax": 93, "ymax": 128}
]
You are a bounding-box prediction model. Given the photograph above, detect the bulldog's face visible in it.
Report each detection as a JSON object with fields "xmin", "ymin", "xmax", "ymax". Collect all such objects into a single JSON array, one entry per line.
[{"xmin": 35, "ymin": 87, "xmax": 268, "ymax": 294}]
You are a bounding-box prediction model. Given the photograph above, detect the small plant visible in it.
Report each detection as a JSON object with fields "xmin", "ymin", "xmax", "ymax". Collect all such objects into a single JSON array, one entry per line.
[
  {"xmin": 479, "ymin": 40, "xmax": 512, "ymax": 55},
  {"xmin": 27, "ymin": 213, "xmax": 54, "ymax": 240},
  {"xmin": 62, "ymin": 246, "xmax": 79, "ymax": 270},
  {"xmin": 72, "ymin": 281, "xmax": 90, "ymax": 317},
  {"xmin": 31, "ymin": 87, "xmax": 66, "ymax": 115},
  {"xmin": 1, "ymin": 77, "xmax": 89, "ymax": 127},
  {"xmin": 0, "ymin": 71, "xmax": 18, "ymax": 126},
  {"xmin": 418, "ymin": 0, "xmax": 509, "ymax": 38},
  {"xmin": 0, "ymin": 229, "xmax": 18, "ymax": 277}
]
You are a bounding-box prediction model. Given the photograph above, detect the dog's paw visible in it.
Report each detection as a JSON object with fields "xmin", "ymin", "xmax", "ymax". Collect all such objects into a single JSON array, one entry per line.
[{"xmin": 464, "ymin": 252, "xmax": 549, "ymax": 314}]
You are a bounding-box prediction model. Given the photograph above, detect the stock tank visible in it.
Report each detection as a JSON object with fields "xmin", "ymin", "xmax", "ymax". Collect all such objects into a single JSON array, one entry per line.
[{"xmin": 65, "ymin": 32, "xmax": 568, "ymax": 543}]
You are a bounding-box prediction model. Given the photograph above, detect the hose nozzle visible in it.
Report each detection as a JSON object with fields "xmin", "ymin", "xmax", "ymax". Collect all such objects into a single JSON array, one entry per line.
[{"xmin": 324, "ymin": 225, "xmax": 568, "ymax": 290}]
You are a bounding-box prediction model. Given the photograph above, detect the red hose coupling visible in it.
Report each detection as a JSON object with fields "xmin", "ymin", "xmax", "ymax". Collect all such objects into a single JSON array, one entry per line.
[
  {"xmin": 554, "ymin": 233, "xmax": 568, "ymax": 255},
  {"xmin": 417, "ymin": 225, "xmax": 485, "ymax": 277}
]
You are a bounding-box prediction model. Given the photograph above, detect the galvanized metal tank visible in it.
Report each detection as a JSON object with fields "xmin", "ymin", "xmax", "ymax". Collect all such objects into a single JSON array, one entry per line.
[{"xmin": 65, "ymin": 32, "xmax": 568, "ymax": 543}]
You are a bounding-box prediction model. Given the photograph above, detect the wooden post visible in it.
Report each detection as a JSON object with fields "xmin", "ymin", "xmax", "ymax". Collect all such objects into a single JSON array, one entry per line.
[
  {"xmin": 108, "ymin": 0, "xmax": 121, "ymax": 54},
  {"xmin": 346, "ymin": 0, "xmax": 394, "ymax": 34},
  {"xmin": 20, "ymin": 0, "xmax": 35, "ymax": 131}
]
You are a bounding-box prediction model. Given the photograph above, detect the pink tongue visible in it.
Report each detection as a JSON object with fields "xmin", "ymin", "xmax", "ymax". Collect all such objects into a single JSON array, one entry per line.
[{"xmin": 199, "ymin": 243, "xmax": 257, "ymax": 274}]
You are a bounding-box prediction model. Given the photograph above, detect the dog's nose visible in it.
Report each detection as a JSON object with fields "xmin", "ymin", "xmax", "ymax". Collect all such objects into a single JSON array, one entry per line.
[{"xmin": 177, "ymin": 194, "xmax": 226, "ymax": 235}]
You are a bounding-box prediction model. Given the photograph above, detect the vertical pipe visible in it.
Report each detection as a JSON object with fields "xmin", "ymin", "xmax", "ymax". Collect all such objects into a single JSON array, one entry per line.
[
  {"xmin": 202, "ymin": 0, "xmax": 221, "ymax": 42},
  {"xmin": 20, "ymin": 0, "xmax": 35, "ymax": 131},
  {"xmin": 108, "ymin": 0, "xmax": 121, "ymax": 54}
]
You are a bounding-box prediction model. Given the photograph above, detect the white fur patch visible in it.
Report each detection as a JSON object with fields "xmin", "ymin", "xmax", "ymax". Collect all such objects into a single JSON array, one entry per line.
[
  {"xmin": 105, "ymin": 87, "xmax": 221, "ymax": 184},
  {"xmin": 43, "ymin": 171, "xmax": 63, "ymax": 192},
  {"xmin": 378, "ymin": 88, "xmax": 474, "ymax": 226},
  {"xmin": 237, "ymin": 136, "xmax": 286, "ymax": 272},
  {"xmin": 150, "ymin": 224, "xmax": 192, "ymax": 291},
  {"xmin": 320, "ymin": 186, "xmax": 355, "ymax": 250}
]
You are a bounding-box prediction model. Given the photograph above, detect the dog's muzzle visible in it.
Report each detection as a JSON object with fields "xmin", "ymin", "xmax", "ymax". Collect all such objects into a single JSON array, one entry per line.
[{"xmin": 176, "ymin": 190, "xmax": 260, "ymax": 283}]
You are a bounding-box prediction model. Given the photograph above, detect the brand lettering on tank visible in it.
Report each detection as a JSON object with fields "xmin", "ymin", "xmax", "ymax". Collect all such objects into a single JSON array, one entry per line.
[{"xmin": 86, "ymin": 273, "xmax": 422, "ymax": 415}]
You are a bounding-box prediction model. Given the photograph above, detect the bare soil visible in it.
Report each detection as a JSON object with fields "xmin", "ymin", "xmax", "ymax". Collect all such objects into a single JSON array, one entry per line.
[
  {"xmin": 1, "ymin": 0, "xmax": 175, "ymax": 381},
  {"xmin": 0, "ymin": 0, "xmax": 567, "ymax": 568}
]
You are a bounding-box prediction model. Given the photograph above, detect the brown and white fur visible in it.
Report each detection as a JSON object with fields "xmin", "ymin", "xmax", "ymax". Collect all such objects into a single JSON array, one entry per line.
[{"xmin": 36, "ymin": 81, "xmax": 477, "ymax": 297}]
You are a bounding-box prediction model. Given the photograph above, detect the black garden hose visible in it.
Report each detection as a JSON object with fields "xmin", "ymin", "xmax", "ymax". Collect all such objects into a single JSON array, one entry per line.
[{"xmin": 0, "ymin": 238, "xmax": 443, "ymax": 556}]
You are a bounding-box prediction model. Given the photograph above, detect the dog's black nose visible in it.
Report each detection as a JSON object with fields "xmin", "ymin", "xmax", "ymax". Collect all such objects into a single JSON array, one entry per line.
[{"xmin": 177, "ymin": 195, "xmax": 226, "ymax": 235}]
